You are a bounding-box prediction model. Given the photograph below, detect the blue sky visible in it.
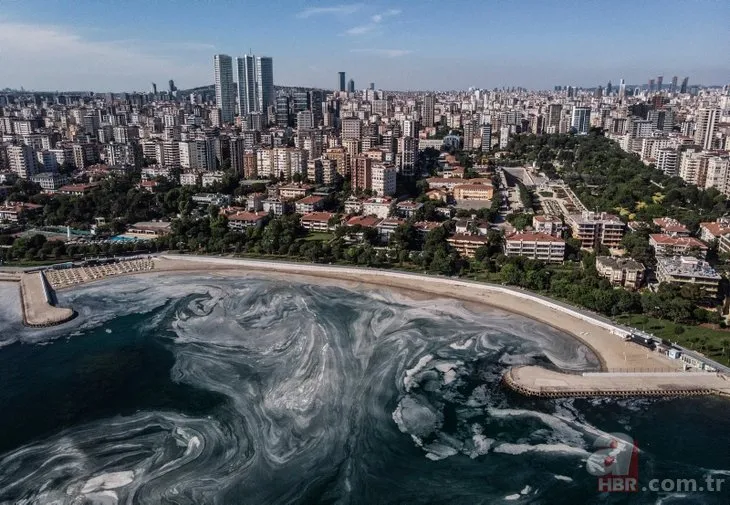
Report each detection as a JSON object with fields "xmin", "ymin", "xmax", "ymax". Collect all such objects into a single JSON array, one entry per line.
[{"xmin": 0, "ymin": 0, "xmax": 727, "ymax": 91}]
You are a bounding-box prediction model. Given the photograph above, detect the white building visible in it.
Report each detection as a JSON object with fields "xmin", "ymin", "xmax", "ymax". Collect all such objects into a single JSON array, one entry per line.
[
  {"xmin": 371, "ymin": 163, "xmax": 396, "ymax": 196},
  {"xmin": 571, "ymin": 106, "xmax": 591, "ymax": 134},
  {"xmin": 213, "ymin": 54, "xmax": 235, "ymax": 124}
]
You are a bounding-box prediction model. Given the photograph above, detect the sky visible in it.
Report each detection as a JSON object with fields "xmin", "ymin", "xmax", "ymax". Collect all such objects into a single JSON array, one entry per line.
[{"xmin": 0, "ymin": 0, "xmax": 728, "ymax": 92}]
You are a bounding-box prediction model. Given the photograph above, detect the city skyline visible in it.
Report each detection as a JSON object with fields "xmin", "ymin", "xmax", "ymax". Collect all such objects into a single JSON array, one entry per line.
[{"xmin": 0, "ymin": 0, "xmax": 728, "ymax": 92}]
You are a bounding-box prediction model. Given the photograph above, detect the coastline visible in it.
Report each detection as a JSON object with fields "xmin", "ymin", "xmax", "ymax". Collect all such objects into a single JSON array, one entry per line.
[
  {"xmin": 149, "ymin": 255, "xmax": 676, "ymax": 372},
  {"xmin": 9, "ymin": 254, "xmax": 730, "ymax": 397}
]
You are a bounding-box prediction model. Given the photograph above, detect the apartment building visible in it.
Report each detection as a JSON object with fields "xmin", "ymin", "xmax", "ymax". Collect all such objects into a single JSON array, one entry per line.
[
  {"xmin": 504, "ymin": 232, "xmax": 566, "ymax": 263},
  {"xmin": 595, "ymin": 256, "xmax": 645, "ymax": 289},
  {"xmin": 532, "ymin": 215, "xmax": 563, "ymax": 237},
  {"xmin": 655, "ymin": 256, "xmax": 721, "ymax": 298},
  {"xmin": 649, "ymin": 234, "xmax": 708, "ymax": 258},
  {"xmin": 567, "ymin": 211, "xmax": 625, "ymax": 248},
  {"xmin": 447, "ymin": 234, "xmax": 490, "ymax": 258}
]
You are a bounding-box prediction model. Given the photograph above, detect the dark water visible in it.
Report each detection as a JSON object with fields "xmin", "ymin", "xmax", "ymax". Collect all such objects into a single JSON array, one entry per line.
[{"xmin": 0, "ymin": 276, "xmax": 727, "ymax": 504}]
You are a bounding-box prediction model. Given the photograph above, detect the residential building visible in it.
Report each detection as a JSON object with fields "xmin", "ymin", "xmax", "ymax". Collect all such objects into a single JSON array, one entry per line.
[
  {"xmin": 301, "ymin": 212, "xmax": 337, "ymax": 232},
  {"xmin": 447, "ymin": 234, "xmax": 490, "ymax": 258},
  {"xmin": 652, "ymin": 217, "xmax": 689, "ymax": 237},
  {"xmin": 570, "ymin": 106, "xmax": 591, "ymax": 134},
  {"xmin": 295, "ymin": 195, "xmax": 325, "ymax": 214},
  {"xmin": 362, "ymin": 196, "xmax": 393, "ymax": 219},
  {"xmin": 371, "ymin": 163, "xmax": 396, "ymax": 196},
  {"xmin": 213, "ymin": 54, "xmax": 235, "ymax": 124},
  {"xmin": 694, "ymin": 108, "xmax": 719, "ymax": 150},
  {"xmin": 532, "ymin": 215, "xmax": 562, "ymax": 237},
  {"xmin": 504, "ymin": 232, "xmax": 566, "ymax": 263},
  {"xmin": 649, "ymin": 234, "xmax": 708, "ymax": 258},
  {"xmin": 595, "ymin": 256, "xmax": 645, "ymax": 289},
  {"xmin": 227, "ymin": 211, "xmax": 267, "ymax": 231},
  {"xmin": 567, "ymin": 211, "xmax": 625, "ymax": 248},
  {"xmin": 256, "ymin": 56, "xmax": 275, "ymax": 114},
  {"xmin": 655, "ymin": 256, "xmax": 721, "ymax": 298},
  {"xmin": 7, "ymin": 144, "xmax": 37, "ymax": 178},
  {"xmin": 31, "ymin": 172, "xmax": 68, "ymax": 191},
  {"xmin": 236, "ymin": 54, "xmax": 257, "ymax": 115}
]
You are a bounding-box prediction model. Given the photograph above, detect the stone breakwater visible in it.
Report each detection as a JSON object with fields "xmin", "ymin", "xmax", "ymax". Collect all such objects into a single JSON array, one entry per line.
[{"xmin": 19, "ymin": 272, "xmax": 75, "ymax": 327}]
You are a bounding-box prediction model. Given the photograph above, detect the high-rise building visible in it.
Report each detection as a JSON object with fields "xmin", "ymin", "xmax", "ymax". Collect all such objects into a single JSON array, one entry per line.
[
  {"xmin": 656, "ymin": 76, "xmax": 663, "ymax": 91},
  {"xmin": 656, "ymin": 148, "xmax": 679, "ymax": 176},
  {"xmin": 546, "ymin": 104, "xmax": 562, "ymax": 133},
  {"xmin": 372, "ymin": 163, "xmax": 396, "ymax": 196},
  {"xmin": 275, "ymin": 96, "xmax": 290, "ymax": 127},
  {"xmin": 8, "ymin": 144, "xmax": 37, "ymax": 178},
  {"xmin": 606, "ymin": 81, "xmax": 612, "ymax": 95},
  {"xmin": 480, "ymin": 124, "xmax": 492, "ymax": 152},
  {"xmin": 670, "ymin": 76, "xmax": 678, "ymax": 94},
  {"xmin": 256, "ymin": 56, "xmax": 275, "ymax": 114},
  {"xmin": 369, "ymin": 82, "xmax": 375, "ymax": 90},
  {"xmin": 648, "ymin": 79, "xmax": 655, "ymax": 92},
  {"xmin": 680, "ymin": 77, "xmax": 689, "ymax": 94},
  {"xmin": 338, "ymin": 72, "xmax": 346, "ymax": 92},
  {"xmin": 619, "ymin": 79, "xmax": 626, "ymax": 100},
  {"xmin": 422, "ymin": 94, "xmax": 435, "ymax": 128},
  {"xmin": 347, "ymin": 79, "xmax": 355, "ymax": 93},
  {"xmin": 214, "ymin": 54, "xmax": 235, "ymax": 124},
  {"xmin": 236, "ymin": 54, "xmax": 257, "ymax": 116},
  {"xmin": 168, "ymin": 79, "xmax": 176, "ymax": 94},
  {"xmin": 694, "ymin": 108, "xmax": 719, "ymax": 150},
  {"xmin": 571, "ymin": 106, "xmax": 591, "ymax": 134}
]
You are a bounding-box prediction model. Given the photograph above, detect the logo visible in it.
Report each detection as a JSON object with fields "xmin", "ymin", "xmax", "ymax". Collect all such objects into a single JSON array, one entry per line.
[{"xmin": 586, "ymin": 432, "xmax": 639, "ymax": 492}]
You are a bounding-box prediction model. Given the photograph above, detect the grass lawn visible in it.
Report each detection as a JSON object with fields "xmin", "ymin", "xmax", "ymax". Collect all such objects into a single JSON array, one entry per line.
[
  {"xmin": 303, "ymin": 232, "xmax": 334, "ymax": 242},
  {"xmin": 615, "ymin": 314, "xmax": 730, "ymax": 366}
]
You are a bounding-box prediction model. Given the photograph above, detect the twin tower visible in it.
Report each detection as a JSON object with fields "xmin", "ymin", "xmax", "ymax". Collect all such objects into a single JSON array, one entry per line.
[{"xmin": 214, "ymin": 54, "xmax": 274, "ymax": 124}]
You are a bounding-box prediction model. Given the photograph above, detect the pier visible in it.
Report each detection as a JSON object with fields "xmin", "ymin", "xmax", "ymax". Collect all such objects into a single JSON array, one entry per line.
[
  {"xmin": 502, "ymin": 365, "xmax": 730, "ymax": 398},
  {"xmin": 19, "ymin": 272, "xmax": 75, "ymax": 327}
]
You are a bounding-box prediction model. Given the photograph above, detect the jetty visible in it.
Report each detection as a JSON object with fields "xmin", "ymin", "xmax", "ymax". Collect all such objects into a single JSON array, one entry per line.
[
  {"xmin": 19, "ymin": 272, "xmax": 75, "ymax": 327},
  {"xmin": 503, "ymin": 365, "xmax": 730, "ymax": 398}
]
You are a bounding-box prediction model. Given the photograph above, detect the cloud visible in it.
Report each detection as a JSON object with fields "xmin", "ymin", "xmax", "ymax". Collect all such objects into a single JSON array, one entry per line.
[
  {"xmin": 0, "ymin": 20, "xmax": 209, "ymax": 90},
  {"xmin": 296, "ymin": 4, "xmax": 362, "ymax": 18},
  {"xmin": 343, "ymin": 8, "xmax": 401, "ymax": 36},
  {"xmin": 350, "ymin": 48, "xmax": 413, "ymax": 58}
]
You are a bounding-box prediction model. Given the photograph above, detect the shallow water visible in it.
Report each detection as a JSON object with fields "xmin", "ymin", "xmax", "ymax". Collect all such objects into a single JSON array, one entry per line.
[{"xmin": 0, "ymin": 274, "xmax": 727, "ymax": 504}]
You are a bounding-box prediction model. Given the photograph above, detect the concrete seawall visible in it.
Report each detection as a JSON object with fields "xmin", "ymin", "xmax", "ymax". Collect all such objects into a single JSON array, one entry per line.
[
  {"xmin": 19, "ymin": 272, "xmax": 75, "ymax": 327},
  {"xmin": 502, "ymin": 366, "xmax": 730, "ymax": 398}
]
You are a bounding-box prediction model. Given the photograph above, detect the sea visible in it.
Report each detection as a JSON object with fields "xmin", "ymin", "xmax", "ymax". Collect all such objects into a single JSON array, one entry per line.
[{"xmin": 0, "ymin": 274, "xmax": 727, "ymax": 504}]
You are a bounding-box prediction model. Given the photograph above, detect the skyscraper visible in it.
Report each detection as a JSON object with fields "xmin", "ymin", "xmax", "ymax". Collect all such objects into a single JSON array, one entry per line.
[
  {"xmin": 347, "ymin": 79, "xmax": 355, "ymax": 93},
  {"xmin": 670, "ymin": 76, "xmax": 678, "ymax": 94},
  {"xmin": 648, "ymin": 79, "xmax": 655, "ymax": 92},
  {"xmin": 256, "ymin": 56, "xmax": 275, "ymax": 114},
  {"xmin": 338, "ymin": 72, "xmax": 346, "ymax": 92},
  {"xmin": 694, "ymin": 108, "xmax": 719, "ymax": 150},
  {"xmin": 606, "ymin": 81, "xmax": 612, "ymax": 95},
  {"xmin": 213, "ymin": 54, "xmax": 235, "ymax": 124},
  {"xmin": 168, "ymin": 79, "xmax": 176, "ymax": 94},
  {"xmin": 656, "ymin": 76, "xmax": 663, "ymax": 91},
  {"xmin": 619, "ymin": 79, "xmax": 626, "ymax": 100},
  {"xmin": 422, "ymin": 94, "xmax": 435, "ymax": 127},
  {"xmin": 236, "ymin": 54, "xmax": 257, "ymax": 115},
  {"xmin": 680, "ymin": 77, "xmax": 689, "ymax": 94}
]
